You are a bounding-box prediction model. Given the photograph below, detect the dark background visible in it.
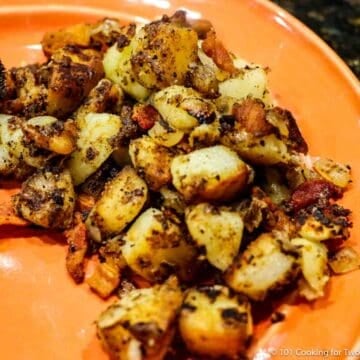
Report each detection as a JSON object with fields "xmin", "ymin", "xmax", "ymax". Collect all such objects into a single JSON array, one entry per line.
[{"xmin": 272, "ymin": 0, "xmax": 360, "ymax": 78}]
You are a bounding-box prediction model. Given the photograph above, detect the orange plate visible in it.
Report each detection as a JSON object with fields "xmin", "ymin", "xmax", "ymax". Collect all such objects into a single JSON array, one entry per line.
[{"xmin": 0, "ymin": 1, "xmax": 359, "ymax": 359}]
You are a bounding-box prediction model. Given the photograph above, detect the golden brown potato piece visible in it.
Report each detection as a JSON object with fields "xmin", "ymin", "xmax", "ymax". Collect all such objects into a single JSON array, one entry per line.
[
  {"xmin": 47, "ymin": 47, "xmax": 104, "ymax": 118},
  {"xmin": 129, "ymin": 136, "xmax": 173, "ymax": 191},
  {"xmin": 179, "ymin": 285, "xmax": 252, "ymax": 358},
  {"xmin": 313, "ymin": 157, "xmax": 351, "ymax": 189},
  {"xmin": 42, "ymin": 23, "xmax": 92, "ymax": 57},
  {"xmin": 171, "ymin": 145, "xmax": 250, "ymax": 202},
  {"xmin": 13, "ymin": 167, "xmax": 75, "ymax": 229},
  {"xmin": 131, "ymin": 19, "xmax": 198, "ymax": 89},
  {"xmin": 41, "ymin": 18, "xmax": 131, "ymax": 57},
  {"xmin": 185, "ymin": 203, "xmax": 244, "ymax": 271},
  {"xmin": 68, "ymin": 112, "xmax": 122, "ymax": 185},
  {"xmin": 225, "ymin": 233, "xmax": 298, "ymax": 301},
  {"xmin": 291, "ymin": 237, "xmax": 329, "ymax": 300},
  {"xmin": 86, "ymin": 166, "xmax": 148, "ymax": 242},
  {"xmin": 97, "ymin": 276, "xmax": 183, "ymax": 360},
  {"xmin": 121, "ymin": 208, "xmax": 197, "ymax": 282},
  {"xmin": 152, "ymin": 85, "xmax": 216, "ymax": 133}
]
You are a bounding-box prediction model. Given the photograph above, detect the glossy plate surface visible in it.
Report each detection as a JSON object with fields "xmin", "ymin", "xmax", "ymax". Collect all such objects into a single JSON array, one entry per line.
[{"xmin": 0, "ymin": 1, "xmax": 359, "ymax": 359}]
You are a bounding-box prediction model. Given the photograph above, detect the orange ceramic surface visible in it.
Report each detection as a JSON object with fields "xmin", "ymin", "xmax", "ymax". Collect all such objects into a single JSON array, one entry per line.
[{"xmin": 0, "ymin": 1, "xmax": 359, "ymax": 359}]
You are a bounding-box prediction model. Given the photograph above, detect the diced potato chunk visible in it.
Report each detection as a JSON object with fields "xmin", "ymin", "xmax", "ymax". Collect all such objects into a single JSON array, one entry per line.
[
  {"xmin": 152, "ymin": 85, "xmax": 216, "ymax": 132},
  {"xmin": 97, "ymin": 276, "xmax": 183, "ymax": 360},
  {"xmin": 225, "ymin": 233, "xmax": 298, "ymax": 300},
  {"xmin": 103, "ymin": 43, "xmax": 151, "ymax": 101},
  {"xmin": 179, "ymin": 285, "xmax": 252, "ymax": 358},
  {"xmin": 129, "ymin": 136, "xmax": 173, "ymax": 191},
  {"xmin": 13, "ymin": 168, "xmax": 75, "ymax": 229},
  {"xmin": 185, "ymin": 203, "xmax": 244, "ymax": 271},
  {"xmin": 221, "ymin": 131, "xmax": 289, "ymax": 166},
  {"xmin": 299, "ymin": 216, "xmax": 343, "ymax": 242},
  {"xmin": 121, "ymin": 208, "xmax": 196, "ymax": 282},
  {"xmin": 219, "ymin": 65, "xmax": 268, "ymax": 102},
  {"xmin": 313, "ymin": 157, "xmax": 351, "ymax": 189},
  {"xmin": 148, "ymin": 120, "xmax": 184, "ymax": 148},
  {"xmin": 86, "ymin": 166, "xmax": 148, "ymax": 242},
  {"xmin": 1, "ymin": 115, "xmax": 50, "ymax": 169},
  {"xmin": 291, "ymin": 237, "xmax": 329, "ymax": 300},
  {"xmin": 328, "ymin": 246, "xmax": 360, "ymax": 274},
  {"xmin": 131, "ymin": 22, "xmax": 198, "ymax": 89},
  {"xmin": 68, "ymin": 112, "xmax": 122, "ymax": 185},
  {"xmin": 171, "ymin": 145, "xmax": 250, "ymax": 201}
]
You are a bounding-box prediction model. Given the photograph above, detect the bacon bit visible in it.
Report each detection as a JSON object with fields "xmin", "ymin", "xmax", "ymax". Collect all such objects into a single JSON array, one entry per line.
[
  {"xmin": 289, "ymin": 179, "xmax": 343, "ymax": 212},
  {"xmin": 64, "ymin": 212, "xmax": 88, "ymax": 284},
  {"xmin": 0, "ymin": 201, "xmax": 29, "ymax": 226},
  {"xmin": 87, "ymin": 259, "xmax": 121, "ymax": 298},
  {"xmin": 131, "ymin": 104, "xmax": 160, "ymax": 130},
  {"xmin": 233, "ymin": 98, "xmax": 273, "ymax": 136},
  {"xmin": 202, "ymin": 30, "xmax": 237, "ymax": 74}
]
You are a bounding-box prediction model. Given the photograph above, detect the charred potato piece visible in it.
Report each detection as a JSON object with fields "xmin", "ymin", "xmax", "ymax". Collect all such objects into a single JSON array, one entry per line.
[
  {"xmin": 68, "ymin": 112, "xmax": 122, "ymax": 185},
  {"xmin": 121, "ymin": 208, "xmax": 197, "ymax": 282},
  {"xmin": 179, "ymin": 285, "xmax": 252, "ymax": 358},
  {"xmin": 13, "ymin": 167, "xmax": 75, "ymax": 229},
  {"xmin": 185, "ymin": 203, "xmax": 244, "ymax": 271},
  {"xmin": 152, "ymin": 85, "xmax": 216, "ymax": 133},
  {"xmin": 74, "ymin": 78, "xmax": 124, "ymax": 124},
  {"xmin": 0, "ymin": 64, "xmax": 48, "ymax": 118},
  {"xmin": 266, "ymin": 107, "xmax": 308, "ymax": 154},
  {"xmin": 129, "ymin": 136, "xmax": 173, "ymax": 191},
  {"xmin": 131, "ymin": 20, "xmax": 198, "ymax": 89},
  {"xmin": 22, "ymin": 116, "xmax": 77, "ymax": 155},
  {"xmin": 97, "ymin": 276, "xmax": 183, "ymax": 360},
  {"xmin": 171, "ymin": 145, "xmax": 250, "ymax": 202},
  {"xmin": 186, "ymin": 63, "xmax": 219, "ymax": 98},
  {"xmin": 1, "ymin": 115, "xmax": 51, "ymax": 169},
  {"xmin": 299, "ymin": 216, "xmax": 344, "ymax": 242},
  {"xmin": 86, "ymin": 166, "xmax": 148, "ymax": 242},
  {"xmin": 225, "ymin": 233, "xmax": 298, "ymax": 301},
  {"xmin": 291, "ymin": 237, "xmax": 329, "ymax": 300},
  {"xmin": 47, "ymin": 47, "xmax": 104, "ymax": 118}
]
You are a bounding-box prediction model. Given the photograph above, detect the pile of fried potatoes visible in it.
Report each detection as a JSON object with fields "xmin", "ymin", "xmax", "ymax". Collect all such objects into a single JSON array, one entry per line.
[{"xmin": 0, "ymin": 11, "xmax": 358, "ymax": 360}]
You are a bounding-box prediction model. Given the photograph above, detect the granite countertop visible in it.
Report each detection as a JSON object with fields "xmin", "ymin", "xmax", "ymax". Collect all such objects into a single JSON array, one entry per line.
[{"xmin": 272, "ymin": 0, "xmax": 360, "ymax": 78}]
